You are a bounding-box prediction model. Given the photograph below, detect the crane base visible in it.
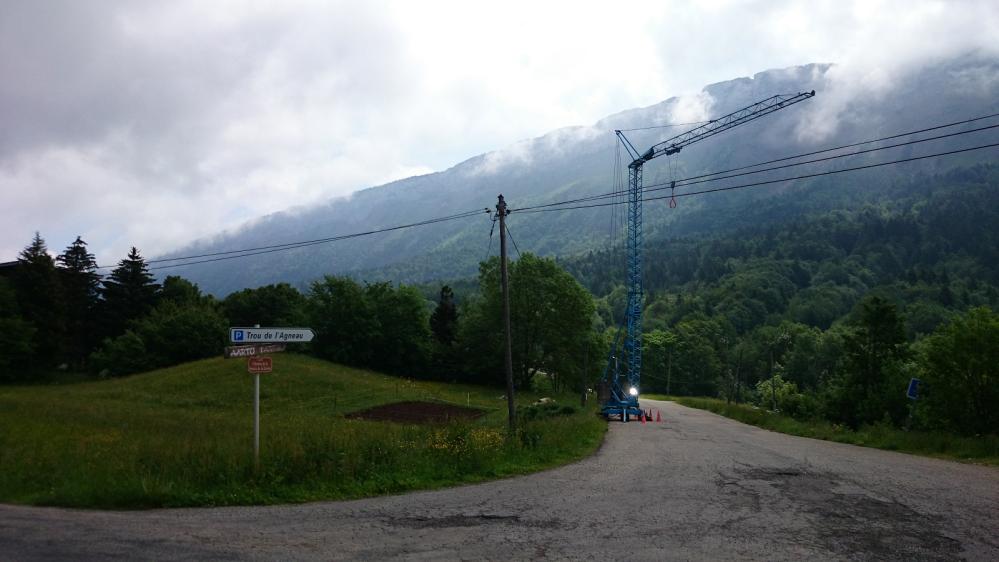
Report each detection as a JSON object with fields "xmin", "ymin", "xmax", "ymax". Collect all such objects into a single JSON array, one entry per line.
[{"xmin": 600, "ymin": 401, "xmax": 644, "ymax": 422}]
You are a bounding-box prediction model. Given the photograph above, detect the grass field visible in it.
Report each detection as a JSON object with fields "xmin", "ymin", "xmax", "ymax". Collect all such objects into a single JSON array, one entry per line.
[
  {"xmin": 0, "ymin": 354, "xmax": 606, "ymax": 508},
  {"xmin": 646, "ymin": 394, "xmax": 999, "ymax": 465}
]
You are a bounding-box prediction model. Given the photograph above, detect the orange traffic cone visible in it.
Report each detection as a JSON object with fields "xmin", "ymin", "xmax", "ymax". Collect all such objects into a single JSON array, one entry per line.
[
  {"xmin": 656, "ymin": 410, "xmax": 662, "ymax": 423},
  {"xmin": 640, "ymin": 412, "xmax": 646, "ymax": 425}
]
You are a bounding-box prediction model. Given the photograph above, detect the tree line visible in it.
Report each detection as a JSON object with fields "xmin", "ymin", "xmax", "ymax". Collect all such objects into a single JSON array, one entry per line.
[
  {"xmin": 0, "ymin": 234, "xmax": 598, "ymax": 399},
  {"xmin": 0, "ymin": 234, "xmax": 227, "ymax": 379}
]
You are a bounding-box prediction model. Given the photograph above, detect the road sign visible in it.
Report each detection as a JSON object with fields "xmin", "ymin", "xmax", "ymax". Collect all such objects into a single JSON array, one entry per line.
[
  {"xmin": 230, "ymin": 327, "xmax": 314, "ymax": 343},
  {"xmin": 224, "ymin": 343, "xmax": 287, "ymax": 359},
  {"xmin": 906, "ymin": 378, "xmax": 921, "ymax": 400},
  {"xmin": 248, "ymin": 357, "xmax": 273, "ymax": 374}
]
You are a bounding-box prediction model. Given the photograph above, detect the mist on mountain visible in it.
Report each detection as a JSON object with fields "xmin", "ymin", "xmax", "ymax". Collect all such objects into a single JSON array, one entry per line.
[{"xmin": 162, "ymin": 55, "xmax": 999, "ymax": 296}]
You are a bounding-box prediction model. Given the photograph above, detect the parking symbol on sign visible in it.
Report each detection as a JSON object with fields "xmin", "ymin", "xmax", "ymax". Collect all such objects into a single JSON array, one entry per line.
[{"xmin": 233, "ymin": 330, "xmax": 244, "ymax": 342}]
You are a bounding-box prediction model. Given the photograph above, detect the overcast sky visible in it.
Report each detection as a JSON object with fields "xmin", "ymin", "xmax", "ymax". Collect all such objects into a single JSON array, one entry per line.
[{"xmin": 2, "ymin": 0, "xmax": 997, "ymax": 265}]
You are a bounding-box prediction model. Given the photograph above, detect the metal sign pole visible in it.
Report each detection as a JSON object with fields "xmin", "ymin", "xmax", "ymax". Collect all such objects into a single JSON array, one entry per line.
[
  {"xmin": 254, "ymin": 373, "xmax": 260, "ymax": 470},
  {"xmin": 230, "ymin": 325, "xmax": 296, "ymax": 471}
]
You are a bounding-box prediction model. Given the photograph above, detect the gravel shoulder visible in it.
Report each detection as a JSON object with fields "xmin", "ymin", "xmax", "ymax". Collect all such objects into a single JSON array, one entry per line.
[{"xmin": 2, "ymin": 400, "xmax": 997, "ymax": 561}]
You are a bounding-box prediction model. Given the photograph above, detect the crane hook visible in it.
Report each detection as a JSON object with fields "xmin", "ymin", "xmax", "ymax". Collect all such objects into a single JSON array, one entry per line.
[{"xmin": 669, "ymin": 181, "xmax": 677, "ymax": 209}]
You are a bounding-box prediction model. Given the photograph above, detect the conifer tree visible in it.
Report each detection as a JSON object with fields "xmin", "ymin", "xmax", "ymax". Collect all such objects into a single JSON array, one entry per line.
[
  {"xmin": 430, "ymin": 285, "xmax": 458, "ymax": 345},
  {"xmin": 0, "ymin": 277, "xmax": 36, "ymax": 381},
  {"xmin": 100, "ymin": 247, "xmax": 160, "ymax": 338},
  {"xmin": 428, "ymin": 285, "xmax": 461, "ymax": 380},
  {"xmin": 13, "ymin": 232, "xmax": 65, "ymax": 366},
  {"xmin": 57, "ymin": 236, "xmax": 101, "ymax": 366}
]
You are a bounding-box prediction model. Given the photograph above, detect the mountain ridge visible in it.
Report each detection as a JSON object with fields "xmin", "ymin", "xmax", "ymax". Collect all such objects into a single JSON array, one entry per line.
[{"xmin": 162, "ymin": 57, "xmax": 999, "ymax": 296}]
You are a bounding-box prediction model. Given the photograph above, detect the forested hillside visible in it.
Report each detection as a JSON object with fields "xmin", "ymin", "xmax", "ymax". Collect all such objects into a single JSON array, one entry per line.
[
  {"xmin": 553, "ymin": 164, "xmax": 999, "ymax": 434},
  {"xmin": 162, "ymin": 56, "xmax": 999, "ymax": 296},
  {"xmin": 570, "ymin": 164, "xmax": 999, "ymax": 332}
]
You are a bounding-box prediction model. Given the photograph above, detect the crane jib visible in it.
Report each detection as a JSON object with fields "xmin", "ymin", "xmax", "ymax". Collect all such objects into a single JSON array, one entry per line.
[{"xmin": 639, "ymin": 90, "xmax": 816, "ymax": 165}]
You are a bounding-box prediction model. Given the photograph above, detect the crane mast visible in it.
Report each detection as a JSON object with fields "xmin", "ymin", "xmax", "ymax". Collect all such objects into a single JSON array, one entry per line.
[{"xmin": 602, "ymin": 91, "xmax": 815, "ymax": 421}]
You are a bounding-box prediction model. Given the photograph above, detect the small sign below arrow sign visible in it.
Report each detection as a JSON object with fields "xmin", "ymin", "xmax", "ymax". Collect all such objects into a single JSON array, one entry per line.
[{"xmin": 248, "ymin": 357, "xmax": 273, "ymax": 374}]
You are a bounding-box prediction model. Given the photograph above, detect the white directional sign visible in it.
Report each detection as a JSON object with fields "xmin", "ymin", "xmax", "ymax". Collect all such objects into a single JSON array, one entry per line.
[{"xmin": 230, "ymin": 327, "xmax": 315, "ymax": 343}]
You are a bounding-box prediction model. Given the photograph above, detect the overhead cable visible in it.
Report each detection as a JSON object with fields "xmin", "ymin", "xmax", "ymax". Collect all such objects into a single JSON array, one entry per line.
[
  {"xmin": 512, "ymin": 141, "xmax": 999, "ymax": 215},
  {"xmin": 100, "ymin": 208, "xmax": 491, "ymax": 270},
  {"xmin": 510, "ymin": 111, "xmax": 999, "ymax": 213}
]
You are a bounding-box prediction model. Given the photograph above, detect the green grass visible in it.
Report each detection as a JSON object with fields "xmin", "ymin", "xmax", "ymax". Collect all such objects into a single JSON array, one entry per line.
[
  {"xmin": 0, "ymin": 354, "xmax": 606, "ymax": 508},
  {"xmin": 645, "ymin": 394, "xmax": 999, "ymax": 465}
]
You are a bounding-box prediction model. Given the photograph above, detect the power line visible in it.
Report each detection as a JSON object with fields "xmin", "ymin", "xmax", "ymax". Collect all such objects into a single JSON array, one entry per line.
[
  {"xmin": 512, "ymin": 141, "xmax": 999, "ymax": 215},
  {"xmin": 94, "ymin": 112, "xmax": 999, "ymax": 272},
  {"xmin": 105, "ymin": 208, "xmax": 491, "ymax": 271},
  {"xmin": 581, "ymin": 122, "xmax": 999, "ymax": 207},
  {"xmin": 666, "ymin": 141, "xmax": 999, "ymax": 201},
  {"xmin": 509, "ymin": 111, "xmax": 999, "ymax": 213},
  {"xmin": 679, "ymin": 110, "xmax": 999, "ymax": 182},
  {"xmin": 505, "ymin": 222, "xmax": 522, "ymax": 259},
  {"xmin": 514, "ymin": 115, "xmax": 999, "ymax": 213},
  {"xmin": 483, "ymin": 212, "xmax": 497, "ymax": 262}
]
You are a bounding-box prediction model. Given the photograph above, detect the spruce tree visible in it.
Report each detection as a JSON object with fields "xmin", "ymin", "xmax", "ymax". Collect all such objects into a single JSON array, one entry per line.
[
  {"xmin": 430, "ymin": 285, "xmax": 458, "ymax": 345},
  {"xmin": 56, "ymin": 236, "xmax": 101, "ymax": 366},
  {"xmin": 13, "ymin": 232, "xmax": 65, "ymax": 367},
  {"xmin": 428, "ymin": 285, "xmax": 461, "ymax": 380},
  {"xmin": 0, "ymin": 277, "xmax": 37, "ymax": 381},
  {"xmin": 100, "ymin": 247, "xmax": 160, "ymax": 338}
]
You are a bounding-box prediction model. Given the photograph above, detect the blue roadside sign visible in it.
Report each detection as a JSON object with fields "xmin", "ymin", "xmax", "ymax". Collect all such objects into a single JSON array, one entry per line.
[
  {"xmin": 229, "ymin": 327, "xmax": 314, "ymax": 343},
  {"xmin": 906, "ymin": 378, "xmax": 921, "ymax": 400}
]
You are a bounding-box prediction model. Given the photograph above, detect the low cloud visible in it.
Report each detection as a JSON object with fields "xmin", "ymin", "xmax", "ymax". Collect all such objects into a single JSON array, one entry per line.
[
  {"xmin": 787, "ymin": 1, "xmax": 999, "ymax": 142},
  {"xmin": 666, "ymin": 92, "xmax": 716, "ymax": 126}
]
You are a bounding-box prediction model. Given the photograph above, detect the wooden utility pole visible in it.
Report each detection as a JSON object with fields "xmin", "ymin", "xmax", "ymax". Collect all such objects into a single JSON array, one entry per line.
[
  {"xmin": 666, "ymin": 346, "xmax": 672, "ymax": 396},
  {"xmin": 497, "ymin": 194, "xmax": 516, "ymax": 433},
  {"xmin": 734, "ymin": 345, "xmax": 744, "ymax": 404}
]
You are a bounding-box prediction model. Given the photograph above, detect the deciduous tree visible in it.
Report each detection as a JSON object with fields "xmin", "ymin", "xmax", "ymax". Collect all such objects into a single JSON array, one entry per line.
[
  {"xmin": 461, "ymin": 254, "xmax": 595, "ymax": 390},
  {"xmin": 920, "ymin": 307, "xmax": 999, "ymax": 435}
]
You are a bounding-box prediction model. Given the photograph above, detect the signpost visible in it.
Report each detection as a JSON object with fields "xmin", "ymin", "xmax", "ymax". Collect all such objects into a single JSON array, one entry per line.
[
  {"xmin": 247, "ymin": 356, "xmax": 273, "ymax": 468},
  {"xmin": 227, "ymin": 326, "xmax": 313, "ymax": 470}
]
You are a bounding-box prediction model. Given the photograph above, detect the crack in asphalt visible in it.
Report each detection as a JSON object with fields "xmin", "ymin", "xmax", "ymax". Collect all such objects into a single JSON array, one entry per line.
[{"xmin": 385, "ymin": 513, "xmax": 562, "ymax": 530}]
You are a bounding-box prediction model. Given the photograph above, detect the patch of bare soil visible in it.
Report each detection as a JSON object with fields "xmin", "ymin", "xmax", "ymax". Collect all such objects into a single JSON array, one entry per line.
[{"xmin": 346, "ymin": 401, "xmax": 486, "ymax": 424}]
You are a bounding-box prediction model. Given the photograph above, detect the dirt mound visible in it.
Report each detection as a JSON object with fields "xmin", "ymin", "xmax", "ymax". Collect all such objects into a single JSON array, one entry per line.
[{"xmin": 346, "ymin": 401, "xmax": 486, "ymax": 424}]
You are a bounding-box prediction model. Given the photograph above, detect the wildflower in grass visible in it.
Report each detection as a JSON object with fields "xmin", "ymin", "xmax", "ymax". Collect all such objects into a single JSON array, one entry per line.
[{"xmin": 470, "ymin": 428, "xmax": 504, "ymax": 451}]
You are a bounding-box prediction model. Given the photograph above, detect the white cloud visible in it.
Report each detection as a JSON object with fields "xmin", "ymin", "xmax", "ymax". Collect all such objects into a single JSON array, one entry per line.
[
  {"xmin": 667, "ymin": 92, "xmax": 716, "ymax": 125},
  {"xmin": 1, "ymin": 0, "xmax": 997, "ymax": 263}
]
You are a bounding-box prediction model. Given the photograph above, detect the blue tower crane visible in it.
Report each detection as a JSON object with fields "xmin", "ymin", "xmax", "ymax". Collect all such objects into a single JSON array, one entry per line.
[{"xmin": 601, "ymin": 91, "xmax": 815, "ymax": 421}]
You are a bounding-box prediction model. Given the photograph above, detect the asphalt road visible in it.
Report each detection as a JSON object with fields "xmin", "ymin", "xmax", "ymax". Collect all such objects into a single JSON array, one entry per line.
[{"xmin": 2, "ymin": 400, "xmax": 997, "ymax": 561}]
